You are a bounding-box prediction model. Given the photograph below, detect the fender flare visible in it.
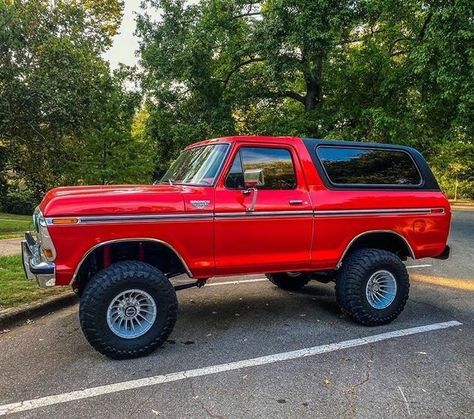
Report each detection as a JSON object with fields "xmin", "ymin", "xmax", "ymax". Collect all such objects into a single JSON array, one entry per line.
[
  {"xmin": 336, "ymin": 230, "xmax": 415, "ymax": 268},
  {"xmin": 70, "ymin": 237, "xmax": 193, "ymax": 285}
]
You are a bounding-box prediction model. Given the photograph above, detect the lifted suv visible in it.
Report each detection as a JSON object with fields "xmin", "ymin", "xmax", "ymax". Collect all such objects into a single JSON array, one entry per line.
[{"xmin": 22, "ymin": 136, "xmax": 451, "ymax": 358}]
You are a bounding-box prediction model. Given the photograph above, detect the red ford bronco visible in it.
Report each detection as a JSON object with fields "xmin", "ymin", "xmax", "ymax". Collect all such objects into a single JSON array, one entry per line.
[{"xmin": 22, "ymin": 136, "xmax": 451, "ymax": 359}]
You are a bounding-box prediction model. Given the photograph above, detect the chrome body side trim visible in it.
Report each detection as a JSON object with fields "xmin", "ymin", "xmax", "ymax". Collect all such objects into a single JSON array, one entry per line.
[
  {"xmin": 314, "ymin": 208, "xmax": 439, "ymax": 217},
  {"xmin": 70, "ymin": 238, "xmax": 193, "ymax": 286},
  {"xmin": 56, "ymin": 208, "xmax": 430, "ymax": 284},
  {"xmin": 336, "ymin": 230, "xmax": 416, "ymax": 268},
  {"xmin": 215, "ymin": 210, "xmax": 314, "ymax": 218},
  {"xmin": 48, "ymin": 207, "xmax": 444, "ymax": 226},
  {"xmin": 46, "ymin": 213, "xmax": 213, "ymax": 225}
]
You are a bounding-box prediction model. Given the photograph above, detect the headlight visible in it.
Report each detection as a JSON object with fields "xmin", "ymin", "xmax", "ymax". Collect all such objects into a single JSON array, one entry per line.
[
  {"xmin": 33, "ymin": 209, "xmax": 39, "ymax": 232},
  {"xmin": 32, "ymin": 208, "xmax": 46, "ymax": 232},
  {"xmin": 32, "ymin": 208, "xmax": 56, "ymax": 261}
]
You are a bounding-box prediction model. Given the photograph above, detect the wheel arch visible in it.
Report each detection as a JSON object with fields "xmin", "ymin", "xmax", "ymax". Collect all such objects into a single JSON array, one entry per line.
[
  {"xmin": 337, "ymin": 230, "xmax": 415, "ymax": 268},
  {"xmin": 71, "ymin": 238, "xmax": 192, "ymax": 293}
]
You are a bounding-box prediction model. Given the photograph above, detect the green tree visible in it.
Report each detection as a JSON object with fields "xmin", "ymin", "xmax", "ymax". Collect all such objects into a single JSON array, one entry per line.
[
  {"xmin": 0, "ymin": 0, "xmax": 153, "ymax": 203},
  {"xmin": 0, "ymin": 143, "xmax": 7, "ymax": 209},
  {"xmin": 432, "ymin": 140, "xmax": 474, "ymax": 199},
  {"xmin": 138, "ymin": 0, "xmax": 473, "ymax": 197},
  {"xmin": 137, "ymin": 0, "xmax": 367, "ymax": 167},
  {"xmin": 76, "ymin": 67, "xmax": 154, "ymax": 185}
]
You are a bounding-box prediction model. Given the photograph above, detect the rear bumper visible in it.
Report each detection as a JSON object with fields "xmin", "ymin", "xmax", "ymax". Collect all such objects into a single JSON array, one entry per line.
[
  {"xmin": 434, "ymin": 245, "xmax": 450, "ymax": 260},
  {"xmin": 21, "ymin": 232, "xmax": 56, "ymax": 287}
]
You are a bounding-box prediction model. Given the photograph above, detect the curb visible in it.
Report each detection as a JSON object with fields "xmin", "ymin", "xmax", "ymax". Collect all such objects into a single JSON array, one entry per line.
[
  {"xmin": 0, "ymin": 292, "xmax": 78, "ymax": 329},
  {"xmin": 451, "ymin": 205, "xmax": 474, "ymax": 211},
  {"xmin": 449, "ymin": 200, "xmax": 474, "ymax": 210}
]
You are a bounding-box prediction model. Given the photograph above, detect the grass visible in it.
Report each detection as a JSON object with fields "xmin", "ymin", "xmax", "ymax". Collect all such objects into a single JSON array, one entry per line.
[
  {"xmin": 0, "ymin": 212, "xmax": 32, "ymax": 239},
  {"xmin": 0, "ymin": 255, "xmax": 67, "ymax": 310}
]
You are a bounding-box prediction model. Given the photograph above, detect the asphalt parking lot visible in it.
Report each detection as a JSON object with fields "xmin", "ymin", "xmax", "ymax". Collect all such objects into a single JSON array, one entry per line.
[{"xmin": 0, "ymin": 210, "xmax": 473, "ymax": 418}]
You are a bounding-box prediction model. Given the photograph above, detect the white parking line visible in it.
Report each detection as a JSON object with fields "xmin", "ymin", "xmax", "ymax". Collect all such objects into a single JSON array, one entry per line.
[{"xmin": 0, "ymin": 320, "xmax": 461, "ymax": 416}]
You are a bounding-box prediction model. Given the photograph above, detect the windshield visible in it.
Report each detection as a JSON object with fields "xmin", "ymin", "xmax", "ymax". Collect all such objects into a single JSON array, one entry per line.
[{"xmin": 160, "ymin": 144, "xmax": 229, "ymax": 186}]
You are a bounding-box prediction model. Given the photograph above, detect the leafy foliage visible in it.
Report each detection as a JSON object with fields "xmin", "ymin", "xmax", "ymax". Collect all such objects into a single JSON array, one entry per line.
[
  {"xmin": 0, "ymin": 0, "xmax": 152, "ymax": 207},
  {"xmin": 138, "ymin": 0, "xmax": 473, "ymax": 196}
]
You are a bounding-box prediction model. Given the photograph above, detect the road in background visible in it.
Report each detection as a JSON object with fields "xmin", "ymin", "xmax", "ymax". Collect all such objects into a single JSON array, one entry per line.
[
  {"xmin": 0, "ymin": 238, "xmax": 21, "ymax": 257},
  {"xmin": 405, "ymin": 209, "xmax": 474, "ymax": 280}
]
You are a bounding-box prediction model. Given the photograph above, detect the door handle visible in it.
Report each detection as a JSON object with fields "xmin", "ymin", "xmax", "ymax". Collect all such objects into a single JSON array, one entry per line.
[
  {"xmin": 289, "ymin": 200, "xmax": 303, "ymax": 205},
  {"xmin": 242, "ymin": 188, "xmax": 258, "ymax": 212}
]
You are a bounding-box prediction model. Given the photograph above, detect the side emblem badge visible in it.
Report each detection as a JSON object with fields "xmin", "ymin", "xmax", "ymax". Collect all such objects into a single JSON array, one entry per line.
[{"xmin": 190, "ymin": 200, "xmax": 210, "ymax": 209}]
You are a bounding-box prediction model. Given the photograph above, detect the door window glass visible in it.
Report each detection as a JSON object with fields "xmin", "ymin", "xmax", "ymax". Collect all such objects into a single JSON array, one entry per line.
[{"xmin": 225, "ymin": 147, "xmax": 296, "ymax": 189}]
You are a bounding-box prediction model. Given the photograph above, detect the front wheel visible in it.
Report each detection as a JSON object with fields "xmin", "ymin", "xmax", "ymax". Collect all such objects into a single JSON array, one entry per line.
[
  {"xmin": 79, "ymin": 261, "xmax": 178, "ymax": 359},
  {"xmin": 336, "ymin": 249, "xmax": 409, "ymax": 326}
]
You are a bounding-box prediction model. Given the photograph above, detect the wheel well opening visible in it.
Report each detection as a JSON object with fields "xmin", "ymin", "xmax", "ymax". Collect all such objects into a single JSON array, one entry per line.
[
  {"xmin": 73, "ymin": 241, "xmax": 188, "ymax": 294},
  {"xmin": 343, "ymin": 232, "xmax": 412, "ymax": 262}
]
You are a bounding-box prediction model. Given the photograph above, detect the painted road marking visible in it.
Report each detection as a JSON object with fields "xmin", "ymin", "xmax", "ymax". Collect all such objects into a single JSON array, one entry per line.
[
  {"xmin": 411, "ymin": 274, "xmax": 474, "ymax": 291},
  {"xmin": 0, "ymin": 320, "xmax": 461, "ymax": 416}
]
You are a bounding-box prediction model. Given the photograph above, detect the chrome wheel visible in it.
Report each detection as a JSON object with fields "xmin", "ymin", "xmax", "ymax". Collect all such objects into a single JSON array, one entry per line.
[
  {"xmin": 365, "ymin": 270, "xmax": 397, "ymax": 310},
  {"xmin": 106, "ymin": 289, "xmax": 157, "ymax": 339}
]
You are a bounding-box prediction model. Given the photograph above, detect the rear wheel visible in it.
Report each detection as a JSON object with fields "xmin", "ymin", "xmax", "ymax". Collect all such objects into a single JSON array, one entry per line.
[
  {"xmin": 336, "ymin": 249, "xmax": 409, "ymax": 326},
  {"xmin": 266, "ymin": 272, "xmax": 310, "ymax": 291},
  {"xmin": 79, "ymin": 261, "xmax": 178, "ymax": 359}
]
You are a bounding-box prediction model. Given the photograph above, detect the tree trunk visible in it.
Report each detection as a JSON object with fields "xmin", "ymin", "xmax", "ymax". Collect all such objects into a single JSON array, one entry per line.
[
  {"xmin": 303, "ymin": 58, "xmax": 323, "ymax": 111},
  {"xmin": 304, "ymin": 78, "xmax": 319, "ymax": 110},
  {"xmin": 454, "ymin": 176, "xmax": 458, "ymax": 201}
]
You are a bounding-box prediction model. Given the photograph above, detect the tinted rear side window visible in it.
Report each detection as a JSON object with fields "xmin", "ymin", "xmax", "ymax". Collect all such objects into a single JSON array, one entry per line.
[{"xmin": 316, "ymin": 147, "xmax": 422, "ymax": 186}]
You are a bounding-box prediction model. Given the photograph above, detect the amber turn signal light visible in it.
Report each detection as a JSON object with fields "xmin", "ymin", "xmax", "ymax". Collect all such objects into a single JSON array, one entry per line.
[
  {"xmin": 51, "ymin": 218, "xmax": 79, "ymax": 225},
  {"xmin": 43, "ymin": 249, "xmax": 54, "ymax": 258}
]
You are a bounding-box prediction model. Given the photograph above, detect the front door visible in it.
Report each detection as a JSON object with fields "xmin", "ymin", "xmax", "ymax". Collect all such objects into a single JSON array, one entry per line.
[{"xmin": 214, "ymin": 144, "xmax": 313, "ymax": 275}]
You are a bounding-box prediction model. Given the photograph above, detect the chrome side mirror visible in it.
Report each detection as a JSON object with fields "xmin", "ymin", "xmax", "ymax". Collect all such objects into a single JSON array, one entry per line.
[{"xmin": 243, "ymin": 168, "xmax": 265, "ymax": 189}]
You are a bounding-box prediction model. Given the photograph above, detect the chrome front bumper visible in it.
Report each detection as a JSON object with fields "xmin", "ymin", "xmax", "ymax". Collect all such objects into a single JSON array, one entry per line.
[{"xmin": 21, "ymin": 232, "xmax": 56, "ymax": 287}]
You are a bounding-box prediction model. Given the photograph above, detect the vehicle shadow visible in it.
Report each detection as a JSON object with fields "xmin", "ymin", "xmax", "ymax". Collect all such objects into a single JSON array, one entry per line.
[{"xmin": 174, "ymin": 281, "xmax": 342, "ymax": 324}]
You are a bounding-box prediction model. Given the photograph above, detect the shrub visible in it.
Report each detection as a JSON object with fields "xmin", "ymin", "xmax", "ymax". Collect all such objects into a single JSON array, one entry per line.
[{"xmin": 2, "ymin": 189, "xmax": 37, "ymax": 215}]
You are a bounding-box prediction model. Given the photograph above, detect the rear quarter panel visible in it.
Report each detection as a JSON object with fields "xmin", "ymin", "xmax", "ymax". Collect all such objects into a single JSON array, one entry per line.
[
  {"xmin": 300, "ymin": 139, "xmax": 451, "ymax": 270},
  {"xmin": 309, "ymin": 189, "xmax": 451, "ymax": 270}
]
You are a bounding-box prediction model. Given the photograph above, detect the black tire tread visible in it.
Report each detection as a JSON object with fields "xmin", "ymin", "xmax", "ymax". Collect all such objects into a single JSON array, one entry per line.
[
  {"xmin": 79, "ymin": 261, "xmax": 177, "ymax": 359},
  {"xmin": 336, "ymin": 248, "xmax": 409, "ymax": 326}
]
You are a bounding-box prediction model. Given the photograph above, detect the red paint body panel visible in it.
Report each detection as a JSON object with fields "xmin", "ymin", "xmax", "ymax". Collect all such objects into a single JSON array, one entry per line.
[
  {"xmin": 310, "ymin": 189, "xmax": 451, "ymax": 269},
  {"xmin": 213, "ymin": 139, "xmax": 313, "ymax": 274},
  {"xmin": 50, "ymin": 219, "xmax": 215, "ymax": 284},
  {"xmin": 40, "ymin": 184, "xmax": 185, "ymax": 216},
  {"xmin": 36, "ymin": 136, "xmax": 451, "ymax": 286}
]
